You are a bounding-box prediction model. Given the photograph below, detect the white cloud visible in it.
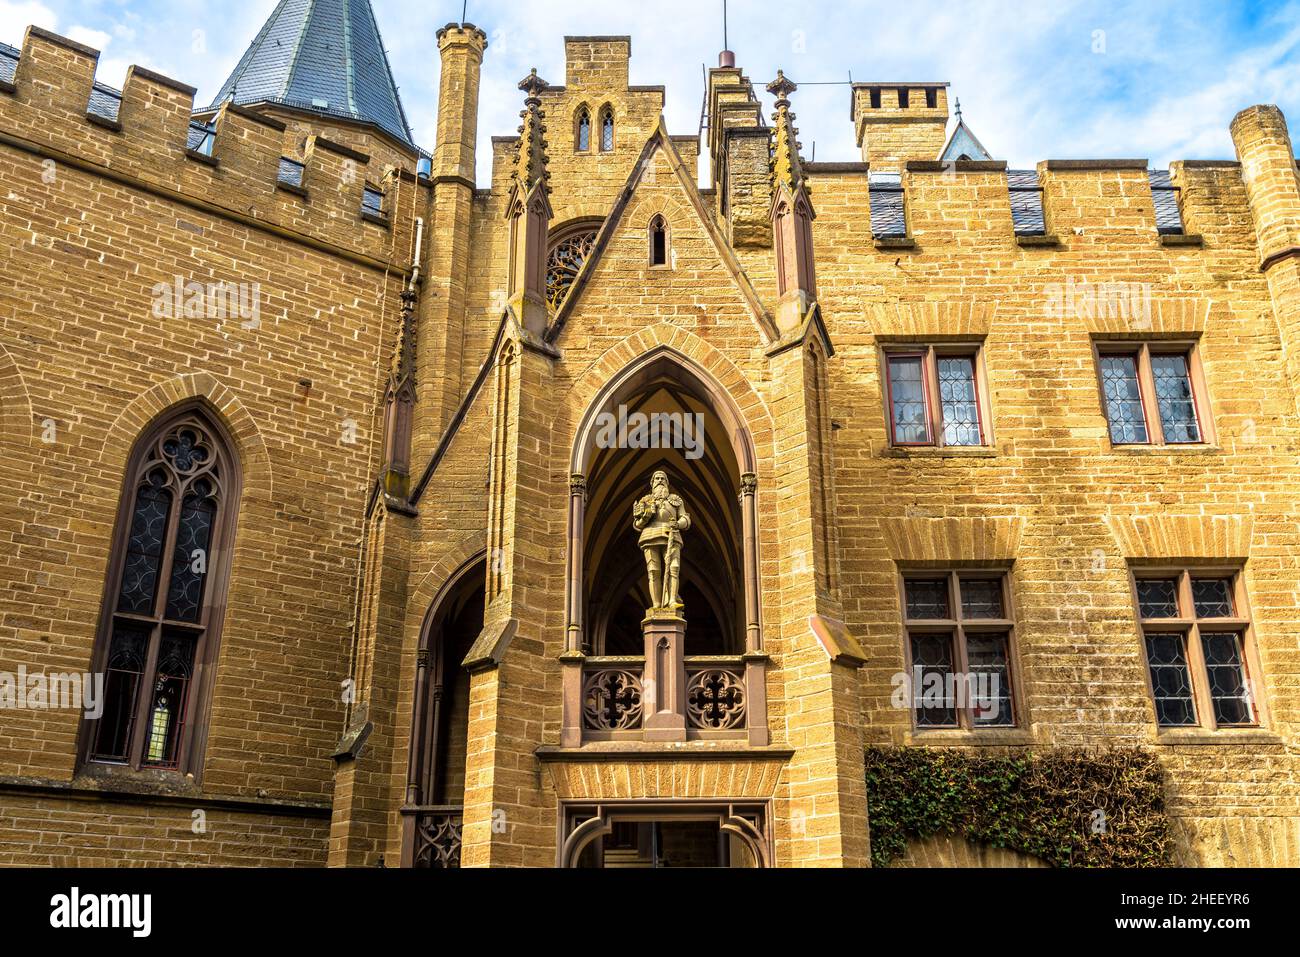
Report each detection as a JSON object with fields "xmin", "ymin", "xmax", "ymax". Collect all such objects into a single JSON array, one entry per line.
[
  {"xmin": 0, "ymin": 0, "xmax": 57, "ymax": 45},
  {"xmin": 66, "ymin": 24, "xmax": 109, "ymax": 51}
]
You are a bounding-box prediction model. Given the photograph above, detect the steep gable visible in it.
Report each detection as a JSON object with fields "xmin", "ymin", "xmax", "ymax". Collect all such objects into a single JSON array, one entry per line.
[{"xmin": 547, "ymin": 120, "xmax": 776, "ymax": 346}]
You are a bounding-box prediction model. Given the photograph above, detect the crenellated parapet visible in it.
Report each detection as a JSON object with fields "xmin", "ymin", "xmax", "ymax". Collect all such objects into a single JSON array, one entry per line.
[
  {"xmin": 0, "ymin": 25, "xmax": 422, "ymax": 268},
  {"xmin": 798, "ymin": 154, "xmax": 1260, "ymax": 256}
]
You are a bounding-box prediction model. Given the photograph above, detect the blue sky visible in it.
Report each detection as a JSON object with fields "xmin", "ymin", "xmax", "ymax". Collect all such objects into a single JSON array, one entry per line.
[{"xmin": 3, "ymin": 0, "xmax": 1298, "ymax": 181}]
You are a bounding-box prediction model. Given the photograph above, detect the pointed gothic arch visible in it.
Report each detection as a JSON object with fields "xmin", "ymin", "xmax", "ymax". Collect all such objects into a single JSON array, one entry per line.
[
  {"xmin": 576, "ymin": 104, "xmax": 592, "ymax": 152},
  {"xmin": 400, "ymin": 551, "xmax": 486, "ymax": 868},
  {"xmin": 648, "ymin": 213, "xmax": 669, "ymax": 267},
  {"xmin": 599, "ymin": 104, "xmax": 615, "ymax": 152},
  {"xmin": 78, "ymin": 398, "xmax": 243, "ymax": 779},
  {"xmin": 562, "ymin": 346, "xmax": 768, "ymax": 746}
]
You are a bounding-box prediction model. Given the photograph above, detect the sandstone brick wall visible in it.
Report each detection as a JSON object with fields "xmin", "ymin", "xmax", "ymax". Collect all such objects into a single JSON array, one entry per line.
[
  {"xmin": 4, "ymin": 21, "xmax": 1298, "ymax": 870},
  {"xmin": 0, "ymin": 27, "xmax": 415, "ymax": 865},
  {"xmin": 0, "ymin": 792, "xmax": 328, "ymax": 866},
  {"xmin": 795, "ymin": 153, "xmax": 1300, "ymax": 865}
]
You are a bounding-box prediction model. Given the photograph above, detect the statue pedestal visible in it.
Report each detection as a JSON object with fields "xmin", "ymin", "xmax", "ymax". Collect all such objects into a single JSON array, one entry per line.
[{"xmin": 642, "ymin": 610, "xmax": 687, "ymax": 742}]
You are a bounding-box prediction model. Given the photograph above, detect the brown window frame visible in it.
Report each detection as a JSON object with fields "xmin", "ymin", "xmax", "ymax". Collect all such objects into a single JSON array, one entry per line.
[
  {"xmin": 1093, "ymin": 340, "xmax": 1215, "ymax": 447},
  {"xmin": 881, "ymin": 343, "xmax": 992, "ymax": 448},
  {"xmin": 1131, "ymin": 567, "xmax": 1264, "ymax": 733},
  {"xmin": 77, "ymin": 403, "xmax": 241, "ymax": 780},
  {"xmin": 900, "ymin": 570, "xmax": 1022, "ymax": 730}
]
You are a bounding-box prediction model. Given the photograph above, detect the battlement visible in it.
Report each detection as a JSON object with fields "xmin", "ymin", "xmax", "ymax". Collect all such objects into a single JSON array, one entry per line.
[
  {"xmin": 564, "ymin": 36, "xmax": 632, "ymax": 89},
  {"xmin": 0, "ymin": 25, "xmax": 422, "ymax": 267},
  {"xmin": 803, "ymin": 155, "xmax": 1258, "ymax": 255},
  {"xmin": 851, "ymin": 82, "xmax": 950, "ymax": 171}
]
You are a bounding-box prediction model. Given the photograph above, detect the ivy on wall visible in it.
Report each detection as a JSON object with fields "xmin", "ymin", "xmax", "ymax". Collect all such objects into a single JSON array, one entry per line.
[{"xmin": 864, "ymin": 746, "xmax": 1173, "ymax": 868}]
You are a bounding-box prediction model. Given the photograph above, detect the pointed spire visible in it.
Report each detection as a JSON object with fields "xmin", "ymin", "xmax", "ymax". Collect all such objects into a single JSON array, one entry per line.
[
  {"xmin": 767, "ymin": 70, "xmax": 807, "ymax": 194},
  {"xmin": 206, "ymin": 0, "xmax": 414, "ymax": 147},
  {"xmin": 512, "ymin": 69, "xmax": 552, "ymax": 196}
]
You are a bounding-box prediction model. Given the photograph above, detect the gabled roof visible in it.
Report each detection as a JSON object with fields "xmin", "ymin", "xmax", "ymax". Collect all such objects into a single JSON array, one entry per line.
[
  {"xmin": 940, "ymin": 101, "xmax": 993, "ymax": 162},
  {"xmin": 204, "ymin": 0, "xmax": 413, "ymax": 147},
  {"xmin": 545, "ymin": 118, "xmax": 777, "ymax": 346}
]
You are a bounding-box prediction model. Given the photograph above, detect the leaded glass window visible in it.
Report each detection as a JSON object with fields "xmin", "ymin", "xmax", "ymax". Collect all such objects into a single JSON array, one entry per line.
[
  {"xmin": 1134, "ymin": 570, "xmax": 1258, "ymax": 731},
  {"xmin": 1136, "ymin": 578, "xmax": 1179, "ymax": 619},
  {"xmin": 1151, "ymin": 353, "xmax": 1200, "ymax": 443},
  {"xmin": 1100, "ymin": 353, "xmax": 1147, "ymax": 444},
  {"xmin": 937, "ymin": 356, "xmax": 981, "ymax": 446},
  {"xmin": 884, "ymin": 346, "xmax": 988, "ymax": 447},
  {"xmin": 1098, "ymin": 343, "xmax": 1211, "ymax": 446},
  {"xmin": 966, "ymin": 633, "xmax": 1013, "ymax": 726},
  {"xmin": 86, "ymin": 409, "xmax": 238, "ymax": 774},
  {"xmin": 576, "ymin": 107, "xmax": 591, "ymax": 152},
  {"xmin": 600, "ymin": 106, "xmax": 614, "ymax": 152},
  {"xmin": 903, "ymin": 572, "xmax": 1018, "ymax": 730},
  {"xmin": 1144, "ymin": 634, "xmax": 1197, "ymax": 726},
  {"xmin": 886, "ymin": 355, "xmax": 929, "ymax": 444},
  {"xmin": 546, "ymin": 225, "xmax": 599, "ymax": 312}
]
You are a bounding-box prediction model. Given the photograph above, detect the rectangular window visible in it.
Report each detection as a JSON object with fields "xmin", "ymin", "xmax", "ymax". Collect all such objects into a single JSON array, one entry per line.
[
  {"xmin": 362, "ymin": 186, "xmax": 385, "ymax": 217},
  {"xmin": 1134, "ymin": 569, "xmax": 1259, "ymax": 731},
  {"xmin": 884, "ymin": 345, "xmax": 989, "ymax": 447},
  {"xmin": 1096, "ymin": 342, "xmax": 1210, "ymax": 446},
  {"xmin": 902, "ymin": 572, "xmax": 1019, "ymax": 729}
]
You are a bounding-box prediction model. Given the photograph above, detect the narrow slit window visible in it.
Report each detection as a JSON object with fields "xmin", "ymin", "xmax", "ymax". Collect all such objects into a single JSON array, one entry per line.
[
  {"xmin": 1149, "ymin": 169, "xmax": 1186, "ymax": 235},
  {"xmin": 577, "ymin": 107, "xmax": 591, "ymax": 152},
  {"xmin": 649, "ymin": 216, "xmax": 668, "ymax": 266},
  {"xmin": 600, "ymin": 106, "xmax": 615, "ymax": 152}
]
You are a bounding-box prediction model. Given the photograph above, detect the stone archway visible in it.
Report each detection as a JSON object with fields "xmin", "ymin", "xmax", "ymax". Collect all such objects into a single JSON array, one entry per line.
[
  {"xmin": 561, "ymin": 346, "xmax": 768, "ymax": 747},
  {"xmin": 399, "ymin": 553, "xmax": 485, "ymax": 868}
]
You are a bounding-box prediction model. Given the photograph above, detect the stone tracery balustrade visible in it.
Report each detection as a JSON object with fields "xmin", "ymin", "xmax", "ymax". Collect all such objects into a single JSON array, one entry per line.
[
  {"xmin": 403, "ymin": 805, "xmax": 463, "ymax": 868},
  {"xmin": 575, "ymin": 656, "xmax": 752, "ymax": 739},
  {"xmin": 685, "ymin": 661, "xmax": 747, "ymax": 731},
  {"xmin": 582, "ymin": 662, "xmax": 645, "ymax": 732}
]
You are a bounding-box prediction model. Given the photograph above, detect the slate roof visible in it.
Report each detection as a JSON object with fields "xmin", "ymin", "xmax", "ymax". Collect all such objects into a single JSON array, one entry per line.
[
  {"xmin": 0, "ymin": 41, "xmax": 18, "ymax": 84},
  {"xmin": 868, "ymin": 173, "xmax": 908, "ymax": 239},
  {"xmin": 204, "ymin": 0, "xmax": 413, "ymax": 147},
  {"xmin": 940, "ymin": 118, "xmax": 993, "ymax": 162},
  {"xmin": 1007, "ymin": 169, "xmax": 1046, "ymax": 235}
]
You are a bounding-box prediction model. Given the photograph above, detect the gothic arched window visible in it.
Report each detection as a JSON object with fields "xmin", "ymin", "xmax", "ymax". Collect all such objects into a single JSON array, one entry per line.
[
  {"xmin": 576, "ymin": 106, "xmax": 591, "ymax": 152},
  {"xmin": 599, "ymin": 106, "xmax": 615, "ymax": 152},
  {"xmin": 649, "ymin": 215, "xmax": 668, "ymax": 267},
  {"xmin": 84, "ymin": 405, "xmax": 240, "ymax": 774},
  {"xmin": 546, "ymin": 222, "xmax": 600, "ymax": 312}
]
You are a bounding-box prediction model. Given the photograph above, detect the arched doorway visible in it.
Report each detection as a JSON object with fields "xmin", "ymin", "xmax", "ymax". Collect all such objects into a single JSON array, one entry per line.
[
  {"xmin": 562, "ymin": 348, "xmax": 767, "ymax": 746},
  {"xmin": 400, "ymin": 556, "xmax": 485, "ymax": 868}
]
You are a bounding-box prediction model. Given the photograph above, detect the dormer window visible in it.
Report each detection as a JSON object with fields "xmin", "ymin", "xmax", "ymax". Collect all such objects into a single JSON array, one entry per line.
[
  {"xmin": 577, "ymin": 107, "xmax": 591, "ymax": 152},
  {"xmin": 649, "ymin": 215, "xmax": 668, "ymax": 267},
  {"xmin": 600, "ymin": 106, "xmax": 615, "ymax": 152}
]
